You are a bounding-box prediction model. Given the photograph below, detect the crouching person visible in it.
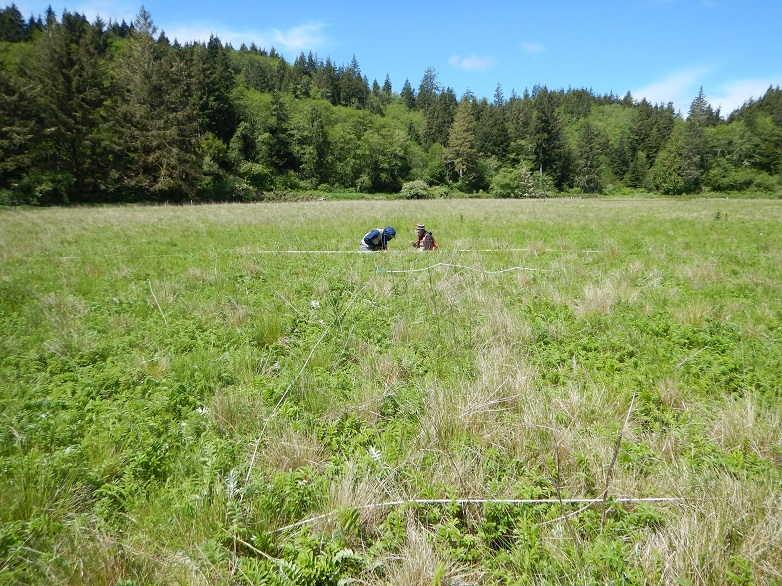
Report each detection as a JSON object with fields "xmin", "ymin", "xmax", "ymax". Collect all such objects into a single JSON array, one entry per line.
[
  {"xmin": 360, "ymin": 226, "xmax": 396, "ymax": 252},
  {"xmin": 411, "ymin": 223, "xmax": 438, "ymax": 251}
]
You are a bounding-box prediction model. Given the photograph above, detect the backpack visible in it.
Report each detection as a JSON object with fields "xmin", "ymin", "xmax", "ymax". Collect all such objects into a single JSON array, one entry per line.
[{"xmin": 364, "ymin": 228, "xmax": 384, "ymax": 249}]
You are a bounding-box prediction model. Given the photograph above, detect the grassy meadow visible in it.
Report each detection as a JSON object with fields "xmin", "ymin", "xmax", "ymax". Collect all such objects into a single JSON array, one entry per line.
[{"xmin": 1, "ymin": 198, "xmax": 782, "ymax": 585}]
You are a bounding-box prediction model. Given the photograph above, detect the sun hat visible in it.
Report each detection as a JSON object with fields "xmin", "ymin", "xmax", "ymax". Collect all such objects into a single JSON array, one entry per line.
[{"xmin": 415, "ymin": 223, "xmax": 425, "ymax": 231}]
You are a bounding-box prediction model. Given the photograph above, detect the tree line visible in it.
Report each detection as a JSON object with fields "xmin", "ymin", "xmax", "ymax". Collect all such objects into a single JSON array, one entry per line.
[{"xmin": 1, "ymin": 4, "xmax": 781, "ymax": 205}]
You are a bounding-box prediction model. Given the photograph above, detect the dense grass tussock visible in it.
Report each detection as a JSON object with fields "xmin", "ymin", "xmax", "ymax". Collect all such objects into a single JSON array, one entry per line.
[{"xmin": 1, "ymin": 198, "xmax": 782, "ymax": 584}]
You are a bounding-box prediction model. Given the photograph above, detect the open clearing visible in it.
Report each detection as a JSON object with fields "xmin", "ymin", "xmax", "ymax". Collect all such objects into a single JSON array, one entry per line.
[{"xmin": 1, "ymin": 198, "xmax": 781, "ymax": 584}]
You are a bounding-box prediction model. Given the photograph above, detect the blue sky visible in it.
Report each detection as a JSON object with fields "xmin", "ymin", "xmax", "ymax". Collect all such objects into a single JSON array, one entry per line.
[{"xmin": 12, "ymin": 0, "xmax": 782, "ymax": 117}]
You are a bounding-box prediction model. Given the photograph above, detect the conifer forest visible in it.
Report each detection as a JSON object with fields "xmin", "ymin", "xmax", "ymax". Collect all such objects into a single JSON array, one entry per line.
[{"xmin": 1, "ymin": 4, "xmax": 781, "ymax": 205}]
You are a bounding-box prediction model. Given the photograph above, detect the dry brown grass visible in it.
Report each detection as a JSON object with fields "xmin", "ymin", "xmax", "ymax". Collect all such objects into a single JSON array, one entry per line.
[
  {"xmin": 673, "ymin": 300, "xmax": 714, "ymax": 329},
  {"xmin": 39, "ymin": 291, "xmax": 93, "ymax": 358},
  {"xmin": 318, "ymin": 460, "xmax": 394, "ymax": 539},
  {"xmin": 208, "ymin": 385, "xmax": 267, "ymax": 438},
  {"xmin": 707, "ymin": 393, "xmax": 782, "ymax": 462},
  {"xmin": 573, "ymin": 276, "xmax": 640, "ymax": 318},
  {"xmin": 417, "ymin": 345, "xmax": 536, "ymax": 453},
  {"xmin": 369, "ymin": 520, "xmax": 479, "ymax": 586},
  {"xmin": 677, "ymin": 258, "xmax": 724, "ymax": 289},
  {"xmin": 259, "ymin": 425, "xmax": 326, "ymax": 473},
  {"xmin": 636, "ymin": 473, "xmax": 782, "ymax": 585}
]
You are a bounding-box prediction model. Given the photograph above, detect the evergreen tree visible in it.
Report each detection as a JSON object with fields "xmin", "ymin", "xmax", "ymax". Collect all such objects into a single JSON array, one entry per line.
[
  {"xmin": 0, "ymin": 4, "xmax": 26, "ymax": 42},
  {"xmin": 561, "ymin": 88, "xmax": 593, "ymax": 122},
  {"xmin": 157, "ymin": 29, "xmax": 170, "ymax": 46},
  {"xmin": 291, "ymin": 52, "xmax": 311, "ymax": 97},
  {"xmin": 475, "ymin": 98, "xmax": 510, "ymax": 161},
  {"xmin": 23, "ymin": 9, "xmax": 114, "ymax": 199},
  {"xmin": 422, "ymin": 87, "xmax": 456, "ymax": 149},
  {"xmin": 339, "ymin": 55, "xmax": 368, "ymax": 108},
  {"xmin": 506, "ymin": 89, "xmax": 534, "ymax": 164},
  {"xmin": 493, "ymin": 84, "xmax": 505, "ymax": 107},
  {"xmin": 296, "ymin": 103, "xmax": 329, "ymax": 186},
  {"xmin": 406, "ymin": 120, "xmax": 420, "ymax": 144},
  {"xmin": 26, "ymin": 15, "xmax": 44, "ymax": 37},
  {"xmin": 113, "ymin": 7, "xmax": 201, "ymax": 197},
  {"xmin": 312, "ymin": 57, "xmax": 339, "ymax": 105},
  {"xmin": 239, "ymin": 51, "xmax": 276, "ymax": 93},
  {"xmin": 400, "ymin": 78, "xmax": 415, "ymax": 109},
  {"xmin": 632, "ymin": 99, "xmax": 675, "ymax": 162},
  {"xmin": 626, "ymin": 151, "xmax": 649, "ymax": 188},
  {"xmin": 532, "ymin": 87, "xmax": 571, "ymax": 190},
  {"xmin": 652, "ymin": 130, "xmax": 685, "ymax": 195},
  {"xmin": 194, "ymin": 35, "xmax": 237, "ymax": 142},
  {"xmin": 610, "ymin": 133, "xmax": 632, "ymax": 181},
  {"xmin": 446, "ymin": 98, "xmax": 478, "ymax": 183},
  {"xmin": 263, "ymin": 92, "xmax": 297, "ymax": 172},
  {"xmin": 0, "ymin": 55, "xmax": 37, "ymax": 193},
  {"xmin": 680, "ymin": 87, "xmax": 711, "ymax": 192},
  {"xmin": 228, "ymin": 121, "xmax": 257, "ymax": 165},
  {"xmin": 575, "ymin": 120, "xmax": 603, "ymax": 193},
  {"xmin": 417, "ymin": 67, "xmax": 439, "ymax": 112}
]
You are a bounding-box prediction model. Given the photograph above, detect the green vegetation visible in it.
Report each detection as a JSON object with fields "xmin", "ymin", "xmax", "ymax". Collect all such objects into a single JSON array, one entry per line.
[
  {"xmin": 1, "ymin": 6, "xmax": 782, "ymax": 205},
  {"xmin": 2, "ymin": 198, "xmax": 781, "ymax": 584}
]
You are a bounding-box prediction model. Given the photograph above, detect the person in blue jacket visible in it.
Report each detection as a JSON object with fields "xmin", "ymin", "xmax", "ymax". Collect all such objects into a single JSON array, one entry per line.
[{"xmin": 359, "ymin": 226, "xmax": 396, "ymax": 252}]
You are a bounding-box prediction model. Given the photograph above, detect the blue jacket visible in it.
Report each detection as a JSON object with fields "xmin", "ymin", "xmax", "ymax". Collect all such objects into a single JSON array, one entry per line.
[{"xmin": 363, "ymin": 226, "xmax": 396, "ymax": 250}]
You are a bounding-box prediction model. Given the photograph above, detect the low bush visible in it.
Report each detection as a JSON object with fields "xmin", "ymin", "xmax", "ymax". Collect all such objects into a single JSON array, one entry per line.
[{"xmin": 400, "ymin": 179, "xmax": 431, "ymax": 199}]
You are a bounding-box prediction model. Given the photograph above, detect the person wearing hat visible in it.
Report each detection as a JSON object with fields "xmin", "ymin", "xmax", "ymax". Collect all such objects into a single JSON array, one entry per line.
[
  {"xmin": 411, "ymin": 223, "xmax": 438, "ymax": 251},
  {"xmin": 360, "ymin": 226, "xmax": 396, "ymax": 252}
]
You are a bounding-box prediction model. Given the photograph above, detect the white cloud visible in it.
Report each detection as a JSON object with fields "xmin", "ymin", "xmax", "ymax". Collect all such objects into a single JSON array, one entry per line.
[
  {"xmin": 709, "ymin": 78, "xmax": 782, "ymax": 115},
  {"xmin": 521, "ymin": 41, "xmax": 545, "ymax": 54},
  {"xmin": 164, "ymin": 21, "xmax": 327, "ymax": 53},
  {"xmin": 270, "ymin": 23, "xmax": 327, "ymax": 53},
  {"xmin": 165, "ymin": 25, "xmax": 230, "ymax": 45},
  {"xmin": 633, "ymin": 69, "xmax": 782, "ymax": 117},
  {"xmin": 632, "ymin": 68, "xmax": 707, "ymax": 114},
  {"xmin": 18, "ymin": 0, "xmax": 137, "ymax": 23},
  {"xmin": 448, "ymin": 54, "xmax": 496, "ymax": 72}
]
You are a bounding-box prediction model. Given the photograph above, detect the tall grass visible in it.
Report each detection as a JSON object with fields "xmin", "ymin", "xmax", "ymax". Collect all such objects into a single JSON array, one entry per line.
[{"xmin": 2, "ymin": 198, "xmax": 782, "ymax": 584}]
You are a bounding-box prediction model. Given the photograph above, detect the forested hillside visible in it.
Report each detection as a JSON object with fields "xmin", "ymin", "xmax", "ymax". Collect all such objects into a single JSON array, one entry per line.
[{"xmin": 1, "ymin": 4, "xmax": 781, "ymax": 205}]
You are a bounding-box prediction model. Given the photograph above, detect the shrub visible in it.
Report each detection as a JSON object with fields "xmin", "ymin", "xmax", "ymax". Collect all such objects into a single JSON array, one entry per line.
[
  {"xmin": 238, "ymin": 162, "xmax": 274, "ymax": 190},
  {"xmin": 429, "ymin": 185, "xmax": 450, "ymax": 199},
  {"xmin": 751, "ymin": 172, "xmax": 781, "ymax": 194},
  {"xmin": 198, "ymin": 133, "xmax": 229, "ymax": 169},
  {"xmin": 0, "ymin": 188, "xmax": 33, "ymax": 206},
  {"xmin": 489, "ymin": 165, "xmax": 539, "ymax": 198},
  {"xmin": 274, "ymin": 170, "xmax": 301, "ymax": 191},
  {"xmin": 356, "ymin": 174, "xmax": 373, "ymax": 193},
  {"xmin": 704, "ymin": 162, "xmax": 780, "ymax": 194},
  {"xmin": 9, "ymin": 171, "xmax": 75, "ymax": 205},
  {"xmin": 199, "ymin": 175, "xmax": 258, "ymax": 202},
  {"xmin": 400, "ymin": 179, "xmax": 431, "ymax": 199}
]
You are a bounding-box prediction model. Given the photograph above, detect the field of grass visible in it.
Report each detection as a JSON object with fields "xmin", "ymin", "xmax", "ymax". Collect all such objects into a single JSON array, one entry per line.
[{"xmin": 1, "ymin": 198, "xmax": 781, "ymax": 585}]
